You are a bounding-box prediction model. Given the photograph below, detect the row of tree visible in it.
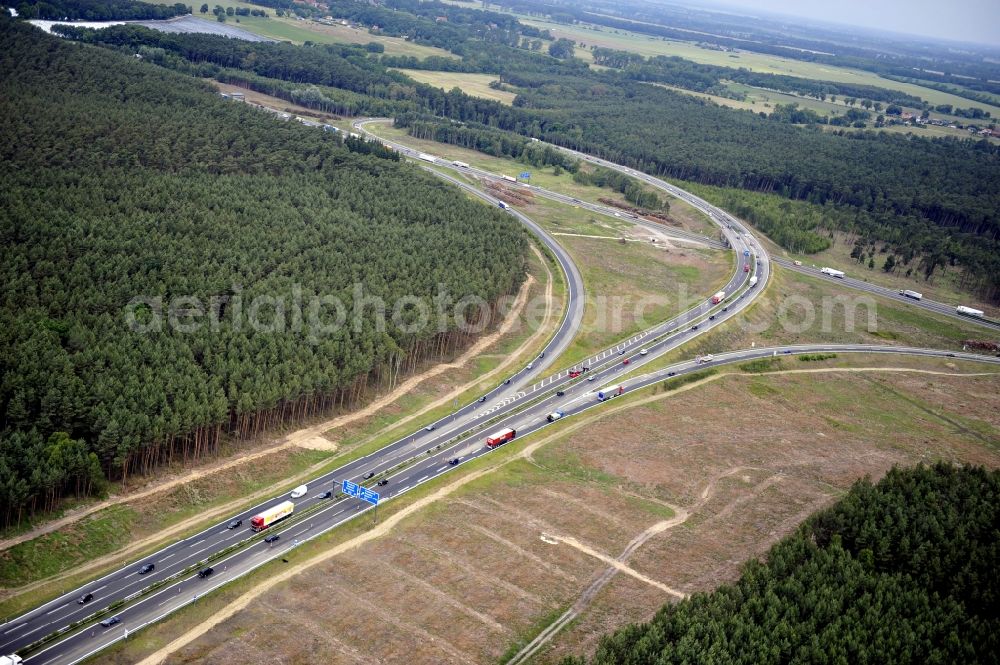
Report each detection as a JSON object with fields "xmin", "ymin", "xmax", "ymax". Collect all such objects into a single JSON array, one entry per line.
[
  {"xmin": 591, "ymin": 47, "xmax": 925, "ymax": 107},
  {"xmin": 0, "ymin": 20, "xmax": 527, "ymax": 527},
  {"xmin": 571, "ymin": 165, "xmax": 667, "ymax": 211},
  {"xmin": 562, "ymin": 463, "xmax": 999, "ymax": 664},
  {"xmin": 314, "ymin": 0, "xmax": 548, "ymax": 53},
  {"xmin": 501, "ymin": 0, "xmax": 1000, "ymax": 96},
  {"xmin": 395, "ymin": 114, "xmax": 578, "ymax": 171},
  {"xmin": 14, "ymin": 0, "xmax": 188, "ymax": 20}
]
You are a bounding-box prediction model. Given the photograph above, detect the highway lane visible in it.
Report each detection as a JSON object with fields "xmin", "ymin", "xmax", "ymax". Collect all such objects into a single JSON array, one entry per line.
[
  {"xmin": 23, "ymin": 342, "xmax": 1000, "ymax": 665},
  {"xmin": 774, "ymin": 257, "xmax": 1000, "ymax": 332},
  {"xmin": 2, "ymin": 117, "xmax": 750, "ymax": 661},
  {"xmin": 23, "ymin": 114, "xmax": 988, "ymax": 664},
  {"xmin": 485, "ymin": 133, "xmax": 1000, "ymax": 335},
  {"xmin": 9, "ymin": 116, "xmax": 889, "ymax": 664},
  {"xmin": 278, "ymin": 115, "xmax": 1000, "ymax": 335},
  {"xmin": 5, "ymin": 115, "xmax": 767, "ymax": 661},
  {"xmin": 351, "ymin": 117, "xmax": 770, "ymax": 386},
  {"xmin": 12, "ymin": 117, "xmax": 996, "ymax": 663},
  {"xmin": 354, "ymin": 119, "xmax": 725, "ymax": 249},
  {"xmin": 351, "ymin": 119, "xmax": 724, "ymax": 250},
  {"xmin": 0, "ymin": 132, "xmax": 587, "ymax": 661}
]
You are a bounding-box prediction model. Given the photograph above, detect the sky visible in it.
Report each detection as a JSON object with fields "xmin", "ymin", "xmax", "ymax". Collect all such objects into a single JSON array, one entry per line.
[{"xmin": 707, "ymin": 0, "xmax": 1000, "ymax": 47}]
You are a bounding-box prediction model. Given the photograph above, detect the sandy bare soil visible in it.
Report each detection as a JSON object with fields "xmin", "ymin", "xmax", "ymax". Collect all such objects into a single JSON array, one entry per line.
[{"xmin": 119, "ymin": 366, "xmax": 999, "ymax": 665}]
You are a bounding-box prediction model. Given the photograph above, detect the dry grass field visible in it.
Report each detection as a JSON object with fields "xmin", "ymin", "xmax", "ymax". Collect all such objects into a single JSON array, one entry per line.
[{"xmin": 137, "ymin": 365, "xmax": 1000, "ymax": 665}]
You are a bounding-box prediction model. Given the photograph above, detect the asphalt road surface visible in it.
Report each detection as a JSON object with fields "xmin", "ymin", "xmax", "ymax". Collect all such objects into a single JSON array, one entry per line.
[
  {"xmin": 774, "ymin": 257, "xmax": 1000, "ymax": 332},
  {"xmin": 12, "ymin": 343, "xmax": 998, "ymax": 665},
  {"xmin": 5, "ymin": 117, "xmax": 762, "ymax": 663},
  {"xmin": 6, "ymin": 117, "xmax": 994, "ymax": 664},
  {"xmin": 5, "ymin": 116, "xmax": 760, "ymax": 663}
]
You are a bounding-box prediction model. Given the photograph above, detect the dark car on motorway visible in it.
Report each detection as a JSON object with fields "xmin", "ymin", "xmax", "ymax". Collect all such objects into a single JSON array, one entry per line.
[
  {"xmin": 478, "ymin": 396, "xmax": 487, "ymax": 402},
  {"xmin": 377, "ymin": 479, "xmax": 389, "ymax": 486},
  {"xmin": 227, "ymin": 519, "xmax": 242, "ymax": 530},
  {"xmin": 198, "ymin": 567, "xmax": 214, "ymax": 578},
  {"xmin": 667, "ymin": 372, "xmax": 676, "ymax": 377},
  {"xmin": 138, "ymin": 563, "xmax": 155, "ymax": 575},
  {"xmin": 317, "ymin": 491, "xmax": 332, "ymax": 499},
  {"xmin": 448, "ymin": 458, "xmax": 460, "ymax": 465},
  {"xmin": 363, "ymin": 471, "xmax": 375, "ymax": 480},
  {"xmin": 556, "ymin": 390, "xmax": 565, "ymax": 396},
  {"xmin": 78, "ymin": 592, "xmax": 93, "ymax": 605},
  {"xmin": 264, "ymin": 534, "xmax": 280, "ymax": 544},
  {"xmin": 99, "ymin": 616, "xmax": 121, "ymax": 628},
  {"xmin": 709, "ymin": 315, "xmax": 716, "ymax": 320}
]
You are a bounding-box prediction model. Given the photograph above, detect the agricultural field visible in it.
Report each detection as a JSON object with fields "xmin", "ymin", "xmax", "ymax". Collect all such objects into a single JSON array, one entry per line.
[
  {"xmin": 148, "ymin": 0, "xmax": 453, "ymax": 56},
  {"xmin": 392, "ymin": 69, "xmax": 517, "ymax": 104},
  {"xmin": 95, "ymin": 361, "xmax": 1000, "ymax": 664},
  {"xmin": 512, "ymin": 14, "xmax": 1000, "ymax": 116},
  {"xmin": 648, "ymin": 82, "xmax": 998, "ymax": 146}
]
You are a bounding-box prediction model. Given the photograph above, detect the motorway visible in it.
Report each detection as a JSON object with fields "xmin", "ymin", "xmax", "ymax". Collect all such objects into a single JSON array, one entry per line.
[
  {"xmin": 352, "ymin": 119, "xmax": 724, "ymax": 249},
  {"xmin": 12, "ymin": 340, "xmax": 999, "ymax": 665},
  {"xmin": 773, "ymin": 257, "xmax": 1000, "ymax": 332},
  {"xmin": 527, "ymin": 134, "xmax": 1000, "ymax": 333},
  {"xmin": 4, "ymin": 114, "xmax": 761, "ymax": 664},
  {"xmin": 5, "ymin": 117, "xmax": 996, "ymax": 664}
]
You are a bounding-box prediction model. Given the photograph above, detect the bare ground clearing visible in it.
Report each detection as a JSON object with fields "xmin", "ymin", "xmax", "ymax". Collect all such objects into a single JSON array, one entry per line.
[{"xmin": 113, "ymin": 365, "xmax": 999, "ymax": 665}]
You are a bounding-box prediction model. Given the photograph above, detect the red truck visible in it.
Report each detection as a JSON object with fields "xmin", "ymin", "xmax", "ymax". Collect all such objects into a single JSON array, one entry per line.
[
  {"xmin": 485, "ymin": 428, "xmax": 516, "ymax": 448},
  {"xmin": 250, "ymin": 500, "xmax": 294, "ymax": 532},
  {"xmin": 711, "ymin": 290, "xmax": 726, "ymax": 304},
  {"xmin": 568, "ymin": 369, "xmax": 582, "ymax": 378}
]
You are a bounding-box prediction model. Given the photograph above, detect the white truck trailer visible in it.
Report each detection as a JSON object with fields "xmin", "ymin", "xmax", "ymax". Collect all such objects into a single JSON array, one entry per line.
[{"xmin": 956, "ymin": 305, "xmax": 985, "ymax": 318}]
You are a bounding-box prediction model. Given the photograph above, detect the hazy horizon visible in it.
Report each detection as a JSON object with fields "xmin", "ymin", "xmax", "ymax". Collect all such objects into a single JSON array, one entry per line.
[{"xmin": 691, "ymin": 0, "xmax": 1000, "ymax": 48}]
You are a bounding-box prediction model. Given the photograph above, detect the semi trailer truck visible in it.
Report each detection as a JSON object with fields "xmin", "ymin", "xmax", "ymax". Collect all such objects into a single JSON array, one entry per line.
[
  {"xmin": 486, "ymin": 428, "xmax": 516, "ymax": 448},
  {"xmin": 597, "ymin": 385, "xmax": 624, "ymax": 401},
  {"xmin": 957, "ymin": 305, "xmax": 985, "ymax": 318},
  {"xmin": 250, "ymin": 500, "xmax": 294, "ymax": 532}
]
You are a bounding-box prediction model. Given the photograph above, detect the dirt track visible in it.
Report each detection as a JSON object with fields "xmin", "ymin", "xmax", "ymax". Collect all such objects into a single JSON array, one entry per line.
[{"xmin": 129, "ymin": 365, "xmax": 998, "ymax": 665}]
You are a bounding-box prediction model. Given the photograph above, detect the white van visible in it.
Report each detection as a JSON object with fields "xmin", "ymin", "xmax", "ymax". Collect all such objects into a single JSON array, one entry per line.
[{"xmin": 290, "ymin": 485, "xmax": 308, "ymax": 499}]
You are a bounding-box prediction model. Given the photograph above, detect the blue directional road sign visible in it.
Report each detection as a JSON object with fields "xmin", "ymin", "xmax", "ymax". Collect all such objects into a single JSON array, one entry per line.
[
  {"xmin": 519, "ymin": 171, "xmax": 531, "ymax": 180},
  {"xmin": 341, "ymin": 479, "xmax": 360, "ymax": 498},
  {"xmin": 359, "ymin": 488, "xmax": 380, "ymax": 506}
]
